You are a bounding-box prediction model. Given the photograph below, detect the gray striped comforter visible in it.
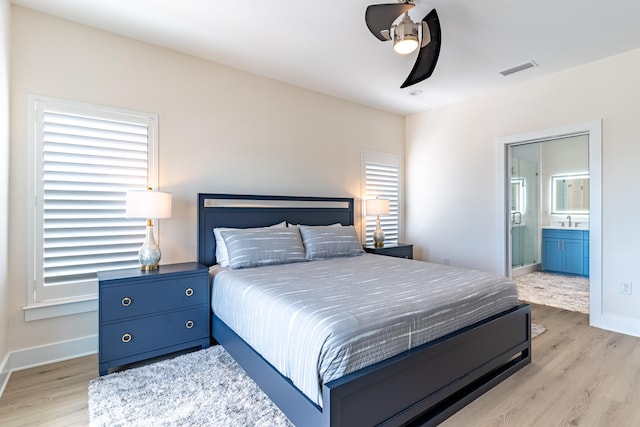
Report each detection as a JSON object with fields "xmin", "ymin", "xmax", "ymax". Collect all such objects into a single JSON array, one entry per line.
[{"xmin": 210, "ymin": 254, "xmax": 518, "ymax": 407}]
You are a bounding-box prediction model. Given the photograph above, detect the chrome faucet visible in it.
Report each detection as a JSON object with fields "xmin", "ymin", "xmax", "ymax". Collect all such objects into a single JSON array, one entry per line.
[{"xmin": 567, "ymin": 215, "xmax": 572, "ymax": 227}]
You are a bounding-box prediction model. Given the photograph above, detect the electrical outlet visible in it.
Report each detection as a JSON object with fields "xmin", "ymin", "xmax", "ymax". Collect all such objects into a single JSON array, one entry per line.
[{"xmin": 620, "ymin": 282, "xmax": 632, "ymax": 295}]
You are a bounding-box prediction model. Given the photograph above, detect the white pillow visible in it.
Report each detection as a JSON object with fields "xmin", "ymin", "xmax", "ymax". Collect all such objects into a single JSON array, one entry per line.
[{"xmin": 214, "ymin": 221, "xmax": 286, "ymax": 267}]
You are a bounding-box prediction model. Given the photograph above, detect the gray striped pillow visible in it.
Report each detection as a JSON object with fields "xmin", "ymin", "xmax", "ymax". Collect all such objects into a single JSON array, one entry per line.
[
  {"xmin": 214, "ymin": 221, "xmax": 286, "ymax": 267},
  {"xmin": 299, "ymin": 225, "xmax": 365, "ymax": 260},
  {"xmin": 220, "ymin": 227, "xmax": 306, "ymax": 269}
]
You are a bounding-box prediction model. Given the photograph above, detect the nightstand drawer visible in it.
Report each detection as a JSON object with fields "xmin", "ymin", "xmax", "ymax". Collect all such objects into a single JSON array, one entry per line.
[
  {"xmin": 100, "ymin": 306, "xmax": 208, "ymax": 361},
  {"xmin": 101, "ymin": 275, "xmax": 208, "ymax": 322}
]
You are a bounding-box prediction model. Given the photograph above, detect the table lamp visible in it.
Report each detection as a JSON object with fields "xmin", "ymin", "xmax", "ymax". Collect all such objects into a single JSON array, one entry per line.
[{"xmin": 126, "ymin": 188, "xmax": 172, "ymax": 270}]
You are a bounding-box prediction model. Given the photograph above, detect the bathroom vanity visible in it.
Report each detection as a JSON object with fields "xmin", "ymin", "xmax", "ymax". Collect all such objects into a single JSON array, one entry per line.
[{"xmin": 542, "ymin": 227, "xmax": 589, "ymax": 277}]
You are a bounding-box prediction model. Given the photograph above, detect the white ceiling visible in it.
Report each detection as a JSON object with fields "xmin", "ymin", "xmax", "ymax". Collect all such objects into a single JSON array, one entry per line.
[{"xmin": 11, "ymin": 0, "xmax": 640, "ymax": 115}]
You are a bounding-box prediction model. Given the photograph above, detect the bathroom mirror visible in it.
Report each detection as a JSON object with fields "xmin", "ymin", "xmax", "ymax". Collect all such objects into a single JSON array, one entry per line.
[{"xmin": 552, "ymin": 174, "xmax": 589, "ymax": 214}]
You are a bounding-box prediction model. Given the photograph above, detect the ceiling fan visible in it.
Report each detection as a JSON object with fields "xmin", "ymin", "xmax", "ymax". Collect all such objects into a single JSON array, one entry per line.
[{"xmin": 365, "ymin": 1, "xmax": 441, "ymax": 88}]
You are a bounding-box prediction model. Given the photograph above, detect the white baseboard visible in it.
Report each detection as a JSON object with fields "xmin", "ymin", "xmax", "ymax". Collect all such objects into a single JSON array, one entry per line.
[
  {"xmin": 591, "ymin": 313, "xmax": 640, "ymax": 338},
  {"xmin": 0, "ymin": 335, "xmax": 97, "ymax": 399}
]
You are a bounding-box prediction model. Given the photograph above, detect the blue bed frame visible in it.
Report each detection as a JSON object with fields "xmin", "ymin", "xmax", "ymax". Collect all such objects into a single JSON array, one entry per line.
[{"xmin": 198, "ymin": 193, "xmax": 531, "ymax": 426}]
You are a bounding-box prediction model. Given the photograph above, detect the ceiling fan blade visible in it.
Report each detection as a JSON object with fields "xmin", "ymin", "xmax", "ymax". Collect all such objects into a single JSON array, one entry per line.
[
  {"xmin": 365, "ymin": 3, "xmax": 415, "ymax": 41},
  {"xmin": 401, "ymin": 9, "xmax": 441, "ymax": 88}
]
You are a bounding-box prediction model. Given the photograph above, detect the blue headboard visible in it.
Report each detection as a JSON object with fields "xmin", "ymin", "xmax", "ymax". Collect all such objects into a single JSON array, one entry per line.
[{"xmin": 197, "ymin": 193, "xmax": 355, "ymax": 266}]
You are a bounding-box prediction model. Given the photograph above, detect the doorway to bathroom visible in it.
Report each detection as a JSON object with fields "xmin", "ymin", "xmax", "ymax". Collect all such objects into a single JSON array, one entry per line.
[
  {"xmin": 498, "ymin": 120, "xmax": 602, "ymax": 323},
  {"xmin": 508, "ymin": 135, "xmax": 590, "ymax": 277},
  {"xmin": 507, "ymin": 134, "xmax": 591, "ymax": 314}
]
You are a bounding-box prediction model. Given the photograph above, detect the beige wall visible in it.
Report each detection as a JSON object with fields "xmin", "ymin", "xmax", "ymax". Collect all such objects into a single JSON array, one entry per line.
[
  {"xmin": 0, "ymin": 0, "xmax": 10, "ymax": 373},
  {"xmin": 406, "ymin": 49, "xmax": 640, "ymax": 334},
  {"xmin": 8, "ymin": 7, "xmax": 404, "ymax": 358}
]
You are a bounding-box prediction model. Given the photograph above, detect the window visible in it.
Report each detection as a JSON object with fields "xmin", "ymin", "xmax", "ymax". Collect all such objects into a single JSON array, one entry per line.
[
  {"xmin": 27, "ymin": 96, "xmax": 158, "ymax": 313},
  {"xmin": 362, "ymin": 152, "xmax": 401, "ymax": 246}
]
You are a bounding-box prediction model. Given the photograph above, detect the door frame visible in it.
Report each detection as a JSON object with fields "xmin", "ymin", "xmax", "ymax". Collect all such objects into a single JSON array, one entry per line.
[{"xmin": 495, "ymin": 120, "xmax": 602, "ymax": 323}]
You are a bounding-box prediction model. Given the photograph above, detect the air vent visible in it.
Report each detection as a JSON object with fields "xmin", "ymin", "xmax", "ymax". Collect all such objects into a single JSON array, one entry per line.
[{"xmin": 500, "ymin": 61, "xmax": 538, "ymax": 76}]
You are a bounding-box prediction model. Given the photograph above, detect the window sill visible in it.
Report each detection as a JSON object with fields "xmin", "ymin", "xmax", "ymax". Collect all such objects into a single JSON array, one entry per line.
[{"xmin": 23, "ymin": 295, "xmax": 98, "ymax": 322}]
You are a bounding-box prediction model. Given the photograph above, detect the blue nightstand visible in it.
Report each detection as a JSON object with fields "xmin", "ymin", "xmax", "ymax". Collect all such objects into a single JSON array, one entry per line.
[
  {"xmin": 364, "ymin": 243, "xmax": 413, "ymax": 259},
  {"xmin": 98, "ymin": 262, "xmax": 210, "ymax": 375}
]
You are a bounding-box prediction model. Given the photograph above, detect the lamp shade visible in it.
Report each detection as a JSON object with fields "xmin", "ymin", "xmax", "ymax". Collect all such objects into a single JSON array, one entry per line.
[
  {"xmin": 366, "ymin": 198, "xmax": 390, "ymax": 216},
  {"xmin": 126, "ymin": 190, "xmax": 172, "ymax": 219}
]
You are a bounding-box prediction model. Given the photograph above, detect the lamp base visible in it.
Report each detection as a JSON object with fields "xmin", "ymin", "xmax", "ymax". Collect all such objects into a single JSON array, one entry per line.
[
  {"xmin": 373, "ymin": 221, "xmax": 385, "ymax": 248},
  {"xmin": 139, "ymin": 224, "xmax": 161, "ymax": 271}
]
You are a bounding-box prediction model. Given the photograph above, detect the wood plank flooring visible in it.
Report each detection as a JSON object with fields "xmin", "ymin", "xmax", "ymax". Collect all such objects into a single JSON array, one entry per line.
[
  {"xmin": 0, "ymin": 304, "xmax": 639, "ymax": 426},
  {"xmin": 0, "ymin": 354, "xmax": 97, "ymax": 426},
  {"xmin": 443, "ymin": 304, "xmax": 640, "ymax": 426}
]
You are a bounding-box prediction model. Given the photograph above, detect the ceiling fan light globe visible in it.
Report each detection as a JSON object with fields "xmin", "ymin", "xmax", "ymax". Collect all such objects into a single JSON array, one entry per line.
[{"xmin": 394, "ymin": 37, "xmax": 418, "ymax": 54}]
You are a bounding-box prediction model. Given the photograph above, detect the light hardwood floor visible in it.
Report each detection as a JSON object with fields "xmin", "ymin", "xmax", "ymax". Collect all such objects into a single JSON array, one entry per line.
[
  {"xmin": 0, "ymin": 354, "xmax": 97, "ymax": 427},
  {"xmin": 443, "ymin": 304, "xmax": 640, "ymax": 426},
  {"xmin": 0, "ymin": 304, "xmax": 639, "ymax": 426}
]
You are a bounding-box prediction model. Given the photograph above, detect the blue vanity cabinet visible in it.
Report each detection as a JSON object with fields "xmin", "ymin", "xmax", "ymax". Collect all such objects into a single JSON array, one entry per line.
[
  {"xmin": 542, "ymin": 228, "xmax": 589, "ymax": 277},
  {"xmin": 542, "ymin": 235, "xmax": 563, "ymax": 272}
]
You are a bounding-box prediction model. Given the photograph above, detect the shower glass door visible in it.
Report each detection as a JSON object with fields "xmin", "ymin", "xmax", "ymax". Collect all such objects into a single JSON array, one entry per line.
[{"xmin": 511, "ymin": 145, "xmax": 539, "ymax": 268}]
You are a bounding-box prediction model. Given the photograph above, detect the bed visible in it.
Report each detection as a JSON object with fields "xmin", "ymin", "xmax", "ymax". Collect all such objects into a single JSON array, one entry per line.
[{"xmin": 198, "ymin": 193, "xmax": 531, "ymax": 427}]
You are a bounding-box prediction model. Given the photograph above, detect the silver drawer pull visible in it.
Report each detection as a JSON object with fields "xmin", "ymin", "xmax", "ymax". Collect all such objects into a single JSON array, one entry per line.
[
  {"xmin": 121, "ymin": 333, "xmax": 132, "ymax": 343},
  {"xmin": 185, "ymin": 320, "xmax": 194, "ymax": 329},
  {"xmin": 121, "ymin": 297, "xmax": 132, "ymax": 307},
  {"xmin": 185, "ymin": 288, "xmax": 194, "ymax": 297}
]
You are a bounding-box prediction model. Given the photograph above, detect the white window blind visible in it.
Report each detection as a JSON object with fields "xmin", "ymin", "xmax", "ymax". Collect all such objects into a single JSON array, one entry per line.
[
  {"xmin": 28, "ymin": 96, "xmax": 158, "ymax": 304},
  {"xmin": 362, "ymin": 152, "xmax": 401, "ymax": 246}
]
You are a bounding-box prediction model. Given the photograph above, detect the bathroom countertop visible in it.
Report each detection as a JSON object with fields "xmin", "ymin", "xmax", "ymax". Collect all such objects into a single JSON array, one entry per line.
[{"xmin": 542, "ymin": 225, "xmax": 589, "ymax": 230}]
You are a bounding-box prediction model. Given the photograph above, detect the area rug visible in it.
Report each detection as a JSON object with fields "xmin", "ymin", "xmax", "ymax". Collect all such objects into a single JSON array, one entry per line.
[
  {"xmin": 88, "ymin": 345, "xmax": 294, "ymax": 427},
  {"xmin": 514, "ymin": 271, "xmax": 589, "ymax": 314},
  {"xmin": 89, "ymin": 326, "xmax": 545, "ymax": 426},
  {"xmin": 531, "ymin": 322, "xmax": 546, "ymax": 339}
]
